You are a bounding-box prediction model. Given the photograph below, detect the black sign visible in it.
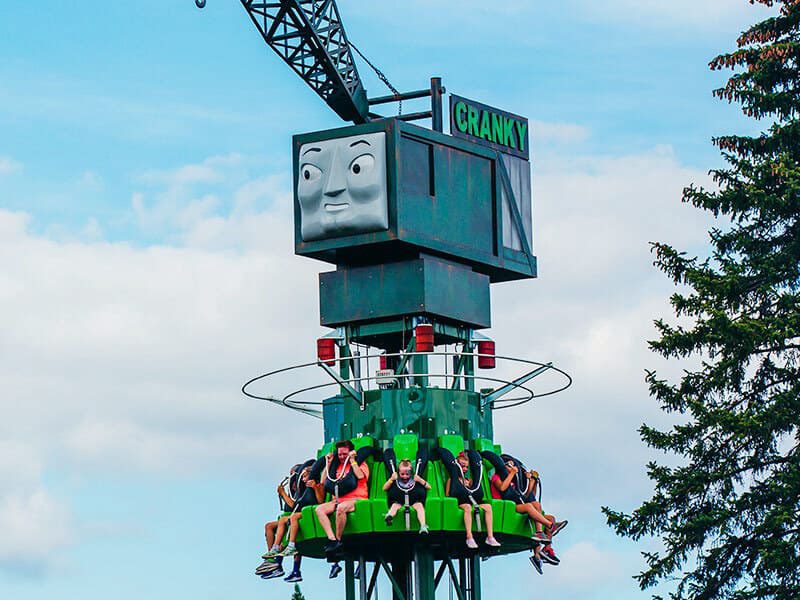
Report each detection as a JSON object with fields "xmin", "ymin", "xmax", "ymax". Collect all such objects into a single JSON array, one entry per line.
[{"xmin": 449, "ymin": 94, "xmax": 529, "ymax": 160}]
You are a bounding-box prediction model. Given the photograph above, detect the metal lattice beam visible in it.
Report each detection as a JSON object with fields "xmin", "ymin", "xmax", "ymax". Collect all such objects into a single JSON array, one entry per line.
[{"xmin": 240, "ymin": 0, "xmax": 369, "ymax": 123}]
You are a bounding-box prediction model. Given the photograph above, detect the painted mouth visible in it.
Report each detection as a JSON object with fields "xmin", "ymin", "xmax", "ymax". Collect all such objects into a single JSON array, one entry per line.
[{"xmin": 324, "ymin": 202, "xmax": 349, "ymax": 213}]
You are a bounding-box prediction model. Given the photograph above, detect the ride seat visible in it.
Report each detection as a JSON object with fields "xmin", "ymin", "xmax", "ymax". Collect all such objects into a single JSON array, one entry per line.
[{"xmin": 427, "ymin": 434, "xmax": 466, "ymax": 531}]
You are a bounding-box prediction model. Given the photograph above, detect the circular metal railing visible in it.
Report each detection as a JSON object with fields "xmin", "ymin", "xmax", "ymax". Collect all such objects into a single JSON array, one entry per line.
[{"xmin": 242, "ymin": 351, "xmax": 571, "ymax": 419}]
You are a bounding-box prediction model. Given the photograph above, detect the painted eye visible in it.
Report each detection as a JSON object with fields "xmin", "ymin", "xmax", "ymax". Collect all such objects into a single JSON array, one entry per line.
[
  {"xmin": 300, "ymin": 164, "xmax": 322, "ymax": 182},
  {"xmin": 350, "ymin": 154, "xmax": 375, "ymax": 175}
]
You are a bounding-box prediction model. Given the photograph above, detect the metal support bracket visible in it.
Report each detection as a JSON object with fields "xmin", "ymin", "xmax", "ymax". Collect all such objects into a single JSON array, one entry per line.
[
  {"xmin": 319, "ymin": 362, "xmax": 364, "ymax": 407},
  {"xmin": 480, "ymin": 362, "xmax": 553, "ymax": 408}
]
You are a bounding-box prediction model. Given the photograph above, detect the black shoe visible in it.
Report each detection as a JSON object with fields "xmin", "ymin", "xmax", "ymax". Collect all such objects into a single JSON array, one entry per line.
[
  {"xmin": 529, "ymin": 555, "xmax": 543, "ymax": 575},
  {"xmin": 541, "ymin": 547, "xmax": 560, "ymax": 566},
  {"xmin": 284, "ymin": 571, "xmax": 302, "ymax": 583},
  {"xmin": 324, "ymin": 540, "xmax": 343, "ymax": 553},
  {"xmin": 329, "ymin": 563, "xmax": 343, "ymax": 579},
  {"xmin": 260, "ymin": 568, "xmax": 285, "ymax": 579},
  {"xmin": 384, "ymin": 514, "xmax": 393, "ymax": 526}
]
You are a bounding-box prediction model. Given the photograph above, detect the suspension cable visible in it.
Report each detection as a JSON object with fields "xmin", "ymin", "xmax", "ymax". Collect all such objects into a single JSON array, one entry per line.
[{"xmin": 348, "ymin": 40, "xmax": 402, "ymax": 115}]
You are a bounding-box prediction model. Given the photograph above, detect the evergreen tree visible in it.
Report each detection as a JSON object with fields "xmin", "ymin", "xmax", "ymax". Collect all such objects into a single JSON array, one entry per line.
[
  {"xmin": 603, "ymin": 1, "xmax": 800, "ymax": 598},
  {"xmin": 291, "ymin": 583, "xmax": 306, "ymax": 600}
]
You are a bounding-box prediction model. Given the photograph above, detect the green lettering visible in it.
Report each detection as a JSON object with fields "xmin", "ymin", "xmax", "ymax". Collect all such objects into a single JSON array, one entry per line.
[
  {"xmin": 467, "ymin": 106, "xmax": 479, "ymax": 137},
  {"xmin": 491, "ymin": 113, "xmax": 504, "ymax": 146},
  {"xmin": 515, "ymin": 120, "xmax": 528, "ymax": 153},
  {"xmin": 503, "ymin": 118, "xmax": 517, "ymax": 149},
  {"xmin": 479, "ymin": 110, "xmax": 492, "ymax": 141},
  {"xmin": 454, "ymin": 102, "xmax": 468, "ymax": 133}
]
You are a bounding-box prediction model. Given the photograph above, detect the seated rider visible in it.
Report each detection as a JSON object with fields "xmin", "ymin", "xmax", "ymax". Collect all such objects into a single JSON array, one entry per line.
[
  {"xmin": 314, "ymin": 440, "xmax": 370, "ymax": 552},
  {"xmin": 383, "ymin": 459, "xmax": 431, "ymax": 534},
  {"xmin": 256, "ymin": 463, "xmax": 319, "ymax": 582},
  {"xmin": 490, "ymin": 460, "xmax": 567, "ymax": 573},
  {"xmin": 445, "ymin": 451, "xmax": 501, "ymax": 549}
]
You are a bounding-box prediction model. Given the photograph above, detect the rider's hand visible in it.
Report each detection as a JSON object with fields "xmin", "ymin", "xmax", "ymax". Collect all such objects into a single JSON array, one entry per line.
[
  {"xmin": 509, "ymin": 465, "xmax": 518, "ymax": 474},
  {"xmin": 325, "ymin": 453, "xmax": 333, "ymax": 463},
  {"xmin": 390, "ymin": 472, "xmax": 398, "ymax": 481},
  {"xmin": 348, "ymin": 450, "xmax": 357, "ymax": 461}
]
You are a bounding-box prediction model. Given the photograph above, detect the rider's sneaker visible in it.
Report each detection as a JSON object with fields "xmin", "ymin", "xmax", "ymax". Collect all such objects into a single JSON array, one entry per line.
[
  {"xmin": 284, "ymin": 571, "xmax": 302, "ymax": 583},
  {"xmin": 260, "ymin": 568, "xmax": 285, "ymax": 579},
  {"xmin": 255, "ymin": 560, "xmax": 280, "ymax": 575},
  {"xmin": 485, "ymin": 536, "xmax": 501, "ymax": 547},
  {"xmin": 466, "ymin": 537, "xmax": 478, "ymax": 549},
  {"xmin": 529, "ymin": 554, "xmax": 543, "ymax": 575},
  {"xmin": 262, "ymin": 547, "xmax": 280, "ymax": 559},
  {"xmin": 550, "ymin": 520, "xmax": 568, "ymax": 537},
  {"xmin": 541, "ymin": 546, "xmax": 560, "ymax": 566},
  {"xmin": 279, "ymin": 543, "xmax": 296, "ymax": 557},
  {"xmin": 419, "ymin": 524, "xmax": 430, "ymax": 535},
  {"xmin": 532, "ymin": 531, "xmax": 551, "ymax": 544},
  {"xmin": 329, "ymin": 563, "xmax": 343, "ymax": 579},
  {"xmin": 384, "ymin": 514, "xmax": 393, "ymax": 526}
]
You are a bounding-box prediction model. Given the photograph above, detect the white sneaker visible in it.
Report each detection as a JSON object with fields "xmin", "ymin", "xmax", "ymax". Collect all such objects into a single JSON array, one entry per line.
[
  {"xmin": 466, "ymin": 537, "xmax": 478, "ymax": 549},
  {"xmin": 485, "ymin": 536, "xmax": 501, "ymax": 547}
]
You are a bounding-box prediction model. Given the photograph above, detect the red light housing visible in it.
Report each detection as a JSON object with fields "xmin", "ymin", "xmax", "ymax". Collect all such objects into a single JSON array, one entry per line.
[
  {"xmin": 379, "ymin": 353, "xmax": 388, "ymax": 370},
  {"xmin": 477, "ymin": 340, "xmax": 496, "ymax": 369},
  {"xmin": 317, "ymin": 338, "xmax": 336, "ymax": 366},
  {"xmin": 415, "ymin": 324, "xmax": 434, "ymax": 352}
]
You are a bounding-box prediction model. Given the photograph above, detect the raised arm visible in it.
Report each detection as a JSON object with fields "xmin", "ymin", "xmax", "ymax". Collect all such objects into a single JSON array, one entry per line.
[
  {"xmin": 414, "ymin": 474, "xmax": 432, "ymax": 490},
  {"xmin": 382, "ymin": 471, "xmax": 397, "ymax": 492},
  {"xmin": 526, "ymin": 471, "xmax": 539, "ymax": 496},
  {"xmin": 348, "ymin": 451, "xmax": 367, "ymax": 479},
  {"xmin": 277, "ymin": 483, "xmax": 294, "ymax": 509},
  {"xmin": 499, "ymin": 465, "xmax": 518, "ymax": 492}
]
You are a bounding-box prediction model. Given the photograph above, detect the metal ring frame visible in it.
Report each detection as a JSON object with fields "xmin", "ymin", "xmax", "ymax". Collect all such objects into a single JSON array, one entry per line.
[{"xmin": 242, "ymin": 351, "xmax": 572, "ymax": 419}]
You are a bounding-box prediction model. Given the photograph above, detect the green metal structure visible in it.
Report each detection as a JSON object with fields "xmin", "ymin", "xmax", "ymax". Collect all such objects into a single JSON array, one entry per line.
[{"xmin": 195, "ymin": 1, "xmax": 571, "ymax": 597}]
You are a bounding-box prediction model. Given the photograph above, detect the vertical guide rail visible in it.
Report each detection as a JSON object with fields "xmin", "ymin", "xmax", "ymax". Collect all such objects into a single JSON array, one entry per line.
[
  {"xmin": 414, "ymin": 547, "xmax": 436, "ymax": 599},
  {"xmin": 346, "ymin": 559, "xmax": 357, "ymax": 600},
  {"xmin": 431, "ymin": 77, "xmax": 444, "ymax": 132}
]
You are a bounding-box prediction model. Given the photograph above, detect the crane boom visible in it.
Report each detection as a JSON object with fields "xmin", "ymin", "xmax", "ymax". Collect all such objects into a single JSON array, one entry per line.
[{"xmin": 240, "ymin": 0, "xmax": 369, "ymax": 123}]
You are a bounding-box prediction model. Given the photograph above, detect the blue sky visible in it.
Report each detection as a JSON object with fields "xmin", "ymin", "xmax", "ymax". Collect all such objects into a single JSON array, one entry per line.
[{"xmin": 0, "ymin": 1, "xmax": 776, "ymax": 599}]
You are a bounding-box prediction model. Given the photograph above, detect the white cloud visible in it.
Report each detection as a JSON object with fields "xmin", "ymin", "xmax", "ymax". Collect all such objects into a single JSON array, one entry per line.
[
  {"xmin": 0, "ymin": 442, "xmax": 74, "ymax": 574},
  {"xmin": 0, "ymin": 491, "xmax": 73, "ymax": 573},
  {"xmin": 0, "ymin": 156, "xmax": 23, "ymax": 176},
  {"xmin": 532, "ymin": 120, "xmax": 590, "ymax": 146}
]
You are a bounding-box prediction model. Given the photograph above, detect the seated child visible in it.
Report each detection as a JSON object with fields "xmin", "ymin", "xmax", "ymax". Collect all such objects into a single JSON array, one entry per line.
[
  {"xmin": 382, "ymin": 459, "xmax": 431, "ymax": 533},
  {"xmin": 445, "ymin": 451, "xmax": 501, "ymax": 549}
]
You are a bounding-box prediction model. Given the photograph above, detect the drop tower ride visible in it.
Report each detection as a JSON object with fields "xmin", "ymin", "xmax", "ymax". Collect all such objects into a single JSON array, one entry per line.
[{"xmin": 196, "ymin": 2, "xmax": 571, "ymax": 598}]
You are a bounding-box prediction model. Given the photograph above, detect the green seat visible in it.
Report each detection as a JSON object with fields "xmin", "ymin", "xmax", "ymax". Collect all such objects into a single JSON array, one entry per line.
[
  {"xmin": 317, "ymin": 442, "xmax": 335, "ymax": 458},
  {"xmin": 501, "ymin": 500, "xmax": 534, "ymax": 537},
  {"xmin": 473, "ymin": 438, "xmax": 495, "ymax": 452},
  {"xmin": 295, "ymin": 505, "xmax": 319, "ymax": 541},
  {"xmin": 392, "ymin": 433, "xmax": 418, "ymax": 462}
]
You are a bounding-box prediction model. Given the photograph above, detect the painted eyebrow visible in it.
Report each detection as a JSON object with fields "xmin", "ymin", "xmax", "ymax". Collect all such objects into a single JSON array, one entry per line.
[
  {"xmin": 349, "ymin": 139, "xmax": 371, "ymax": 148},
  {"xmin": 302, "ymin": 147, "xmax": 322, "ymax": 156}
]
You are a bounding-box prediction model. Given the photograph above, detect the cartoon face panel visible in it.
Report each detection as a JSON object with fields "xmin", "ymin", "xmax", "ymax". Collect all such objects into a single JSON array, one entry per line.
[{"xmin": 297, "ymin": 131, "xmax": 388, "ymax": 241}]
